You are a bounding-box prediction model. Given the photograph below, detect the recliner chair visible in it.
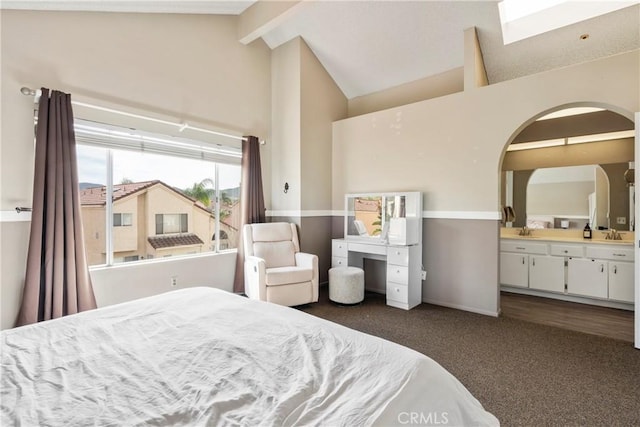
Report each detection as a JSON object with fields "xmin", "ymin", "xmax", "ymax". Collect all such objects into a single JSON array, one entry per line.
[{"xmin": 243, "ymin": 222, "xmax": 319, "ymax": 306}]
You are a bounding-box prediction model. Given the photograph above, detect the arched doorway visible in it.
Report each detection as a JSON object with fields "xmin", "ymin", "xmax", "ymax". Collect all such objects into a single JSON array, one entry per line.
[{"xmin": 498, "ymin": 103, "xmax": 636, "ymax": 343}]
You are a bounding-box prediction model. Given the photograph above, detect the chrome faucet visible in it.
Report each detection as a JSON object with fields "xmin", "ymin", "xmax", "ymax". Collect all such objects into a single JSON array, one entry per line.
[
  {"xmin": 518, "ymin": 226, "xmax": 531, "ymax": 237},
  {"xmin": 605, "ymin": 229, "xmax": 623, "ymax": 240}
]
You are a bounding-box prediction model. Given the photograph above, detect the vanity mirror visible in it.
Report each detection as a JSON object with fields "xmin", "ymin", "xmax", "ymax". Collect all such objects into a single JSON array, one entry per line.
[
  {"xmin": 505, "ymin": 162, "xmax": 633, "ymax": 231},
  {"xmin": 345, "ymin": 192, "xmax": 422, "ymax": 244}
]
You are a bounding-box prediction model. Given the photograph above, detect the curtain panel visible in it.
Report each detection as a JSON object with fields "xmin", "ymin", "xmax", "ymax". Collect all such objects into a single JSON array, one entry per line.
[
  {"xmin": 16, "ymin": 88, "xmax": 97, "ymax": 326},
  {"xmin": 233, "ymin": 136, "xmax": 266, "ymax": 294}
]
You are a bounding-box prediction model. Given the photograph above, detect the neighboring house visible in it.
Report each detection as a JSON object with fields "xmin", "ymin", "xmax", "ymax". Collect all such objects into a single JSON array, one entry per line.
[
  {"xmin": 353, "ymin": 198, "xmax": 381, "ymax": 236},
  {"xmin": 80, "ymin": 180, "xmax": 215, "ymax": 265},
  {"xmin": 213, "ymin": 200, "xmax": 240, "ymax": 250}
]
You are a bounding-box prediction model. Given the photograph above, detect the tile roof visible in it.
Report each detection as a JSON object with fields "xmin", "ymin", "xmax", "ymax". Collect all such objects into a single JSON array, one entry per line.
[
  {"xmin": 79, "ymin": 181, "xmax": 159, "ymax": 205},
  {"xmin": 147, "ymin": 233, "xmax": 204, "ymax": 249},
  {"xmin": 355, "ymin": 198, "xmax": 380, "ymax": 212},
  {"xmin": 79, "ymin": 180, "xmax": 212, "ymax": 215}
]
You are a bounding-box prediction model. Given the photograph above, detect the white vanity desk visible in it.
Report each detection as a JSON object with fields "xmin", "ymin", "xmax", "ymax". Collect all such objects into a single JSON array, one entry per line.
[
  {"xmin": 332, "ymin": 192, "xmax": 423, "ymax": 310},
  {"xmin": 332, "ymin": 239, "xmax": 422, "ymax": 310}
]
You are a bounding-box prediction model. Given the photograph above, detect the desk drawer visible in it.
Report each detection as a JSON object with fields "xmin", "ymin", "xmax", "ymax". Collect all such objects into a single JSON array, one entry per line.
[
  {"xmin": 331, "ymin": 256, "xmax": 347, "ymax": 268},
  {"xmin": 387, "ymin": 246, "xmax": 409, "ymax": 266},
  {"xmin": 387, "ymin": 282, "xmax": 408, "ymax": 303},
  {"xmin": 348, "ymin": 242, "xmax": 386, "ymax": 255},
  {"xmin": 332, "ymin": 240, "xmax": 348, "ymax": 258},
  {"xmin": 387, "ymin": 265, "xmax": 409, "ymax": 284}
]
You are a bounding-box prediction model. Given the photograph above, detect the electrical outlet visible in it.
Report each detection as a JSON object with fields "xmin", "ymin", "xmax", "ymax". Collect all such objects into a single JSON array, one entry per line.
[
  {"xmin": 170, "ymin": 276, "xmax": 178, "ymax": 287},
  {"xmin": 421, "ymin": 270, "xmax": 427, "ymax": 280},
  {"xmin": 616, "ymin": 217, "xmax": 626, "ymax": 225}
]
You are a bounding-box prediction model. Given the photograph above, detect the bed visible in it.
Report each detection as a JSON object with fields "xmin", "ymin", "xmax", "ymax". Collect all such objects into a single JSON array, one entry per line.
[{"xmin": 1, "ymin": 287, "xmax": 499, "ymax": 426}]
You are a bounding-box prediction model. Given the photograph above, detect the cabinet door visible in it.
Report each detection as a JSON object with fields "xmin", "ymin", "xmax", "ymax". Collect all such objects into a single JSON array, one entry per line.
[
  {"xmin": 500, "ymin": 252, "xmax": 528, "ymax": 288},
  {"xmin": 608, "ymin": 262, "xmax": 634, "ymax": 303},
  {"xmin": 567, "ymin": 258, "xmax": 608, "ymax": 299},
  {"xmin": 529, "ymin": 256, "xmax": 565, "ymax": 293}
]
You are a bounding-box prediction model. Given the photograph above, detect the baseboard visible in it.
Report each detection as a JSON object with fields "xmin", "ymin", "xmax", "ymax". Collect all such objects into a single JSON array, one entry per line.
[
  {"xmin": 501, "ymin": 286, "xmax": 635, "ymax": 311},
  {"xmin": 423, "ymin": 298, "xmax": 500, "ymax": 317}
]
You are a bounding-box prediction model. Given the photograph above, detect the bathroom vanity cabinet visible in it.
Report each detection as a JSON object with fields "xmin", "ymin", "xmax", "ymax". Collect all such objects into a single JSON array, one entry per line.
[{"xmin": 500, "ymin": 238, "xmax": 634, "ymax": 307}]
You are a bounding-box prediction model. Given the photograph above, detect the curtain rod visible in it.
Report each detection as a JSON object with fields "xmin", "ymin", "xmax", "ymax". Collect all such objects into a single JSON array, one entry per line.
[{"xmin": 20, "ymin": 87, "xmax": 263, "ymax": 144}]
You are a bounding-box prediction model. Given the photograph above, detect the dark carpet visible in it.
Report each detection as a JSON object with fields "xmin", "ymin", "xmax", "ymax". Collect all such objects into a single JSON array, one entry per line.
[{"xmin": 299, "ymin": 288, "xmax": 640, "ymax": 427}]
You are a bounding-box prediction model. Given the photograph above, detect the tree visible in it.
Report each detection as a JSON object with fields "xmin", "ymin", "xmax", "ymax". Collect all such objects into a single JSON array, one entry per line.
[
  {"xmin": 120, "ymin": 177, "xmax": 133, "ymax": 184},
  {"xmin": 183, "ymin": 178, "xmax": 214, "ymax": 208}
]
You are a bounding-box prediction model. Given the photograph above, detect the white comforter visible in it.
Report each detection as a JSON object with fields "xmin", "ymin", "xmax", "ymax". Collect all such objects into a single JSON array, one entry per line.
[{"xmin": 1, "ymin": 287, "xmax": 498, "ymax": 426}]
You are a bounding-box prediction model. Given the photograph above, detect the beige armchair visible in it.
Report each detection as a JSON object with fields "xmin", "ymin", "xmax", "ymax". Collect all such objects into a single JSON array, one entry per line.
[{"xmin": 243, "ymin": 222, "xmax": 319, "ymax": 306}]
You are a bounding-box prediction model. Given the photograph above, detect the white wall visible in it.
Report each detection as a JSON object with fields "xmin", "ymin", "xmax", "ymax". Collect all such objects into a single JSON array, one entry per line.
[
  {"xmin": 91, "ymin": 252, "xmax": 236, "ymax": 307},
  {"xmin": 0, "ymin": 10, "xmax": 271, "ymax": 329}
]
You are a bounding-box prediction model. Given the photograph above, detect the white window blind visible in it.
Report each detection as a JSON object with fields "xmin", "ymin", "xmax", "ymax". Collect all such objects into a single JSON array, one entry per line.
[{"xmin": 74, "ymin": 119, "xmax": 241, "ymax": 165}]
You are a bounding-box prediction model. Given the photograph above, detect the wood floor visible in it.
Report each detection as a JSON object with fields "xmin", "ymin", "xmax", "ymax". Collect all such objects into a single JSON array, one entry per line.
[{"xmin": 500, "ymin": 292, "xmax": 635, "ymax": 342}]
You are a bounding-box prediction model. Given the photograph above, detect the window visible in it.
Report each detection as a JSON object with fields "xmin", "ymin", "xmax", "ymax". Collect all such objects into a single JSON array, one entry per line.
[
  {"xmin": 155, "ymin": 214, "xmax": 188, "ymax": 234},
  {"xmin": 75, "ymin": 119, "xmax": 242, "ymax": 267},
  {"xmin": 113, "ymin": 213, "xmax": 133, "ymax": 227}
]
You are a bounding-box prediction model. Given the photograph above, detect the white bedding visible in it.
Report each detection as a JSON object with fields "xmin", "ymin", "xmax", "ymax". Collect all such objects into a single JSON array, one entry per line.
[{"xmin": 1, "ymin": 287, "xmax": 499, "ymax": 426}]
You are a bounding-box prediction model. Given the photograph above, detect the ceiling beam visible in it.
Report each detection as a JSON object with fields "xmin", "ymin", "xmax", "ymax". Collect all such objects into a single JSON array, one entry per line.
[{"xmin": 237, "ymin": 0, "xmax": 305, "ymax": 45}]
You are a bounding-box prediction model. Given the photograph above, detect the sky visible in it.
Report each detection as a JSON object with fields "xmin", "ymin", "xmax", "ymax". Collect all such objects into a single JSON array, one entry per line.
[{"xmin": 77, "ymin": 145, "xmax": 240, "ymax": 191}]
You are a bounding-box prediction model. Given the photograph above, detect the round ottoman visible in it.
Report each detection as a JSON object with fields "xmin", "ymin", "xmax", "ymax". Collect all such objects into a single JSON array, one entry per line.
[{"xmin": 329, "ymin": 266, "xmax": 364, "ymax": 304}]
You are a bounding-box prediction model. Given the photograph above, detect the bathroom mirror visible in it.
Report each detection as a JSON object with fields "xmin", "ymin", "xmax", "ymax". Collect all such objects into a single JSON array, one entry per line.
[
  {"xmin": 345, "ymin": 192, "xmax": 422, "ymax": 244},
  {"xmin": 525, "ymin": 165, "xmax": 609, "ymax": 229},
  {"xmin": 505, "ymin": 163, "xmax": 634, "ymax": 230}
]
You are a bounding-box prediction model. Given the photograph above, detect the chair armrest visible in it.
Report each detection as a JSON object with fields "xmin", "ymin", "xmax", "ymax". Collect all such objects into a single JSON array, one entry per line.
[
  {"xmin": 244, "ymin": 255, "xmax": 267, "ymax": 301},
  {"xmin": 295, "ymin": 252, "xmax": 319, "ymax": 301}
]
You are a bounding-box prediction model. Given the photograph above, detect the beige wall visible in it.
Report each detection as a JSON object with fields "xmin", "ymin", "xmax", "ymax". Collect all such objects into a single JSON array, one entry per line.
[
  {"xmin": 113, "ymin": 197, "xmax": 138, "ymax": 253},
  {"xmin": 348, "ymin": 67, "xmax": 464, "ymax": 118},
  {"xmin": 82, "ymin": 206, "xmax": 107, "ymax": 265},
  {"xmin": 300, "ymin": 39, "xmax": 348, "ymax": 211},
  {"xmin": 0, "ymin": 10, "xmax": 271, "ymax": 329},
  {"xmin": 333, "ymin": 51, "xmax": 639, "ymax": 212},
  {"xmin": 270, "ymin": 38, "xmax": 302, "ymax": 213},
  {"xmin": 333, "ymin": 50, "xmax": 639, "ymax": 315},
  {"xmin": 270, "ymin": 37, "xmax": 347, "ymax": 282}
]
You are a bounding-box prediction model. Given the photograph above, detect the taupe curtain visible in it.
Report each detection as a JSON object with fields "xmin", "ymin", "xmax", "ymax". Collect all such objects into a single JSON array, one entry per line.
[
  {"xmin": 233, "ymin": 135, "xmax": 266, "ymax": 294},
  {"xmin": 16, "ymin": 88, "xmax": 97, "ymax": 326}
]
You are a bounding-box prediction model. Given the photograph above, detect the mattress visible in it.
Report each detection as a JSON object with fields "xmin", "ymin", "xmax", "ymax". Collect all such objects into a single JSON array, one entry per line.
[{"xmin": 1, "ymin": 287, "xmax": 499, "ymax": 426}]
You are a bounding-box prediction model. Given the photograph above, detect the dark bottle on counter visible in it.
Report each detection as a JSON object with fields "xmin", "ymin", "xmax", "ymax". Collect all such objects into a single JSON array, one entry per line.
[{"xmin": 583, "ymin": 223, "xmax": 592, "ymax": 239}]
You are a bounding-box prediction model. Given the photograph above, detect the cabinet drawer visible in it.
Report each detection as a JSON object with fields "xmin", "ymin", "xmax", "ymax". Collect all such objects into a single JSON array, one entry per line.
[
  {"xmin": 550, "ymin": 244, "xmax": 583, "ymax": 257},
  {"xmin": 332, "ymin": 240, "xmax": 348, "ymax": 258},
  {"xmin": 387, "ymin": 246, "xmax": 409, "ymax": 266},
  {"xmin": 387, "ymin": 265, "xmax": 409, "ymax": 284},
  {"xmin": 585, "ymin": 247, "xmax": 633, "ymax": 261},
  {"xmin": 386, "ymin": 282, "xmax": 408, "ymax": 303},
  {"xmin": 331, "ymin": 256, "xmax": 347, "ymax": 268},
  {"xmin": 500, "ymin": 241, "xmax": 548, "ymax": 255}
]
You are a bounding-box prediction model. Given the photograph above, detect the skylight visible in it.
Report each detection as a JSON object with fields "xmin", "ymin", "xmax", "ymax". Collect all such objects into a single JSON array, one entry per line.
[{"xmin": 498, "ymin": 0, "xmax": 639, "ymax": 45}]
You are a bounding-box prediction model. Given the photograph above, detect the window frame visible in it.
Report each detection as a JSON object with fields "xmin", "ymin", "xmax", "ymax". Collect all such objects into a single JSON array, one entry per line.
[
  {"xmin": 113, "ymin": 213, "xmax": 133, "ymax": 227},
  {"xmin": 75, "ymin": 119, "xmax": 242, "ymax": 268}
]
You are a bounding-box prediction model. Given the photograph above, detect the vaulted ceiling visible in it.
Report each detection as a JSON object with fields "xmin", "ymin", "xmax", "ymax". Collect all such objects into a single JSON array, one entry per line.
[{"xmin": 3, "ymin": 1, "xmax": 639, "ymax": 100}]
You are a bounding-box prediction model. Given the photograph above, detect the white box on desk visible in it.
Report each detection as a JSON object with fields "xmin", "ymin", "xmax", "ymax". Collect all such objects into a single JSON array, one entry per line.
[{"xmin": 387, "ymin": 217, "xmax": 419, "ymax": 246}]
